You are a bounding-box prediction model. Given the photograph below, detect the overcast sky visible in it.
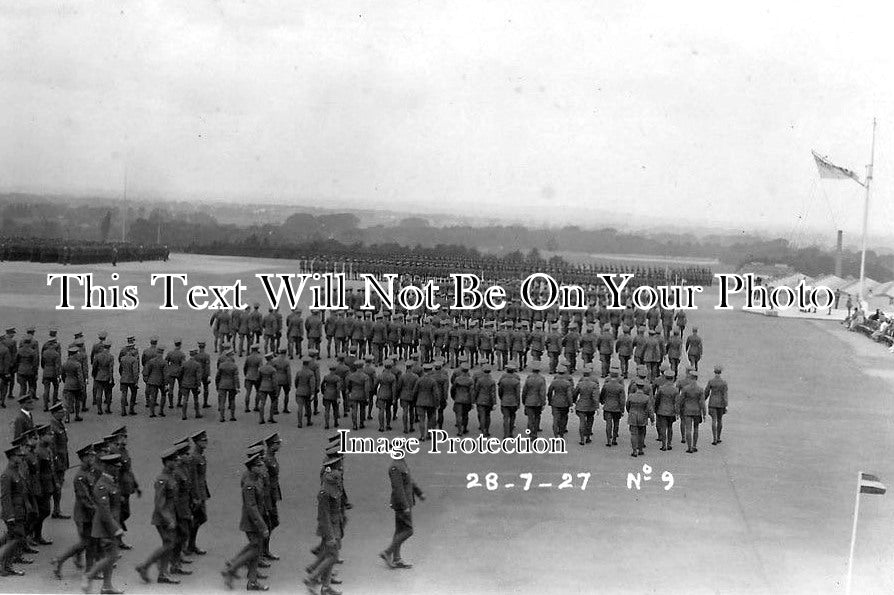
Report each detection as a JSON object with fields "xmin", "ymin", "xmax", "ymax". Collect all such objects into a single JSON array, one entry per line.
[{"xmin": 1, "ymin": 1, "xmax": 892, "ymax": 238}]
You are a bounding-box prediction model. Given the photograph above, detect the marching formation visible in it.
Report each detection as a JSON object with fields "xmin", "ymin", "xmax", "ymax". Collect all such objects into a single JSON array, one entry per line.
[{"xmin": 0, "ymin": 289, "xmax": 727, "ymax": 592}]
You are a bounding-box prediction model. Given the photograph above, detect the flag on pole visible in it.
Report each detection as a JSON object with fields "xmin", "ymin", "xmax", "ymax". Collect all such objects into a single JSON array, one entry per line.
[
  {"xmin": 859, "ymin": 472, "xmax": 886, "ymax": 495},
  {"xmin": 812, "ymin": 150, "xmax": 862, "ymax": 184}
]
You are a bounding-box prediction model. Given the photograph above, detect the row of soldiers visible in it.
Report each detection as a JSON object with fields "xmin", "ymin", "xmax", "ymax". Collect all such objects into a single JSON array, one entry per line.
[
  {"xmin": 295, "ymin": 254, "xmax": 714, "ymax": 287},
  {"xmin": 0, "ymin": 238, "xmax": 169, "ymax": 265},
  {"xmin": 0, "ymin": 396, "xmax": 71, "ymax": 576}
]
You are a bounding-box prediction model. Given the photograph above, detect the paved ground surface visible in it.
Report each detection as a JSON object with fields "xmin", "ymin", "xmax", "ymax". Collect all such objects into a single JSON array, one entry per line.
[{"xmin": 0, "ymin": 253, "xmax": 892, "ymax": 594}]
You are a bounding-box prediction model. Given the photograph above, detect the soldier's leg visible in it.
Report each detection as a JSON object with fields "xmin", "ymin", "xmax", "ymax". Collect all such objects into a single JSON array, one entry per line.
[
  {"xmin": 180, "ymin": 387, "xmax": 190, "ymax": 420},
  {"xmin": 692, "ymin": 417, "xmax": 700, "ymax": 449},
  {"xmin": 42, "ymin": 380, "xmax": 51, "ymax": 411},
  {"xmin": 454, "ymin": 403, "xmax": 464, "ymax": 434},
  {"xmin": 680, "ymin": 416, "xmax": 687, "ymax": 444},
  {"xmin": 218, "ymin": 389, "xmax": 228, "ymax": 422},
  {"xmin": 716, "ymin": 410, "xmax": 724, "ymax": 442},
  {"xmin": 243, "ymin": 382, "xmax": 253, "ymax": 413},
  {"xmin": 193, "ymin": 388, "xmax": 202, "ymax": 418}
]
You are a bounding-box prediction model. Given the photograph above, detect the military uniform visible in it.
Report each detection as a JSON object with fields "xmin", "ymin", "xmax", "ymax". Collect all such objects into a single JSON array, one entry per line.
[
  {"xmin": 380, "ymin": 459, "xmax": 423, "ymax": 569},
  {"xmin": 599, "ymin": 371, "xmax": 627, "ymax": 446},
  {"xmin": 222, "ymin": 453, "xmax": 268, "ymax": 591},
  {"xmin": 572, "ymin": 367, "xmax": 599, "ymax": 445},
  {"xmin": 215, "ymin": 350, "xmax": 240, "ymax": 421},
  {"xmin": 522, "ymin": 365, "xmax": 547, "ymax": 439},
  {"xmin": 704, "ymin": 366, "xmax": 728, "ymax": 445},
  {"xmin": 497, "ymin": 364, "xmax": 521, "ymax": 438}
]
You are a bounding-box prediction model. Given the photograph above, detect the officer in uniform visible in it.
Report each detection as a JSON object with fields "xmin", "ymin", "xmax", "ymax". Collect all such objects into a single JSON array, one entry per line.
[
  {"xmin": 135, "ymin": 446, "xmax": 182, "ymax": 585},
  {"xmin": 221, "ymin": 452, "xmax": 269, "ymax": 591},
  {"xmin": 286, "ymin": 308, "xmax": 304, "ymax": 360},
  {"xmin": 451, "ymin": 362, "xmax": 474, "ymax": 436},
  {"xmin": 0, "ymin": 445, "xmax": 27, "ymax": 576},
  {"xmin": 473, "ymin": 365, "xmax": 496, "ymax": 437},
  {"xmin": 49, "ymin": 402, "xmax": 70, "ymax": 518},
  {"xmin": 522, "ymin": 362, "xmax": 547, "ymax": 439},
  {"xmin": 379, "ymin": 456, "xmax": 424, "ymax": 570},
  {"xmin": 91, "ymin": 342, "xmax": 115, "ymax": 415},
  {"xmin": 626, "ymin": 379, "xmax": 654, "ymax": 457},
  {"xmin": 216, "ymin": 349, "xmax": 240, "ymax": 422},
  {"xmin": 185, "ymin": 431, "xmax": 210, "ymax": 556},
  {"xmin": 41, "ymin": 337, "xmax": 61, "ymax": 412},
  {"xmin": 195, "ymin": 342, "xmax": 212, "ymax": 409},
  {"xmin": 396, "ymin": 359, "xmax": 419, "ymax": 435},
  {"xmin": 572, "ymin": 365, "xmax": 599, "ymax": 445},
  {"xmin": 376, "ymin": 359, "xmax": 397, "ymax": 432},
  {"xmin": 81, "ymin": 453, "xmax": 124, "ymax": 595},
  {"xmin": 654, "ymin": 368, "xmax": 679, "ymax": 450},
  {"xmin": 118, "ymin": 345, "xmax": 139, "ymax": 416},
  {"xmin": 50, "ymin": 444, "xmax": 95, "ymax": 578},
  {"xmin": 685, "ymin": 327, "xmax": 703, "ymax": 371},
  {"xmin": 305, "ymin": 460, "xmax": 343, "ymax": 595},
  {"xmin": 286, "ymin": 355, "xmax": 310, "ymax": 426},
  {"xmin": 412, "ymin": 364, "xmax": 439, "ymax": 441},
  {"xmin": 497, "ymin": 361, "xmax": 521, "ymax": 439},
  {"xmin": 320, "ymin": 363, "xmax": 343, "ymax": 430},
  {"xmin": 243, "ymin": 345, "xmax": 263, "ymax": 414},
  {"xmin": 12, "ymin": 393, "xmax": 36, "ymax": 440},
  {"xmin": 676, "ymin": 369, "xmax": 706, "ymax": 453},
  {"xmin": 704, "ymin": 365, "xmax": 728, "ymax": 445},
  {"xmin": 272, "ymin": 349, "xmax": 292, "ymax": 416},
  {"xmin": 547, "ymin": 365, "xmax": 574, "ymax": 438},
  {"xmin": 260, "ymin": 434, "xmax": 282, "ymax": 561},
  {"xmin": 180, "ymin": 349, "xmax": 203, "ymax": 419},
  {"xmin": 144, "ymin": 346, "xmax": 167, "ymax": 417},
  {"xmin": 164, "ymin": 339, "xmax": 186, "ymax": 410},
  {"xmin": 257, "ymin": 353, "xmax": 277, "ymax": 425},
  {"xmin": 599, "ymin": 366, "xmax": 626, "ymax": 447}
]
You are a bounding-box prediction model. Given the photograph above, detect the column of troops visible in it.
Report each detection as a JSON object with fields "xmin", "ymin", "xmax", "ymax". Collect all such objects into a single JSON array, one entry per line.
[
  {"xmin": 0, "ymin": 238, "xmax": 169, "ymax": 265},
  {"xmin": 296, "ymin": 253, "xmax": 714, "ymax": 287}
]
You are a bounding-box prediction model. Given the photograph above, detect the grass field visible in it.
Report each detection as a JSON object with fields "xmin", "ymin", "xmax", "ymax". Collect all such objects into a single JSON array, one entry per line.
[{"xmin": 1, "ymin": 253, "xmax": 892, "ymax": 594}]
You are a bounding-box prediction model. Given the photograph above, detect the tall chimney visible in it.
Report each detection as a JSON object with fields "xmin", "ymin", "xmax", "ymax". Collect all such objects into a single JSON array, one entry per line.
[{"xmin": 835, "ymin": 230, "xmax": 843, "ymax": 277}]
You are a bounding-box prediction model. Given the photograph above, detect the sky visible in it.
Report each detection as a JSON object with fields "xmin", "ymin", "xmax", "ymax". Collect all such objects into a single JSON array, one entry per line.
[{"xmin": 1, "ymin": 0, "xmax": 893, "ymax": 240}]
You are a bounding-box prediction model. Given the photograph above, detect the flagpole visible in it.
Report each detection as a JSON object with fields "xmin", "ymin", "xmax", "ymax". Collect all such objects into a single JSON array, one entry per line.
[
  {"xmin": 858, "ymin": 119, "xmax": 876, "ymax": 304},
  {"xmin": 845, "ymin": 470, "xmax": 863, "ymax": 595}
]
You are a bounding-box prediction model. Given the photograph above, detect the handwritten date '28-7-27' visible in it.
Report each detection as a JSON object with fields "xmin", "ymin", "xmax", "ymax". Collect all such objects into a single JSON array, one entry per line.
[{"xmin": 465, "ymin": 466, "xmax": 674, "ymax": 491}]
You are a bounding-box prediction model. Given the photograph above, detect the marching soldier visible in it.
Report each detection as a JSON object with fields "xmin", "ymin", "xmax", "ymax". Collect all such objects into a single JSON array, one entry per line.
[
  {"xmin": 135, "ymin": 446, "xmax": 182, "ymax": 585},
  {"xmin": 320, "ymin": 364, "xmax": 343, "ymax": 430},
  {"xmin": 144, "ymin": 347, "xmax": 167, "ymax": 417},
  {"xmin": 654, "ymin": 368, "xmax": 678, "ymax": 451},
  {"xmin": 432, "ymin": 359, "xmax": 449, "ymax": 430},
  {"xmin": 287, "ymin": 308, "xmax": 304, "ymax": 359},
  {"xmin": 186, "ymin": 431, "xmax": 210, "ymax": 556},
  {"xmin": 294, "ymin": 356, "xmax": 316, "ymax": 427},
  {"xmin": 676, "ymin": 369, "xmax": 706, "ymax": 453},
  {"xmin": 599, "ymin": 366, "xmax": 626, "ymax": 447},
  {"xmin": 396, "ymin": 359, "xmax": 419, "ymax": 435},
  {"xmin": 305, "ymin": 311, "xmax": 323, "ymax": 357},
  {"xmin": 243, "ymin": 345, "xmax": 263, "ymax": 413},
  {"xmin": 81, "ymin": 453, "xmax": 125, "ymax": 595},
  {"xmin": 0, "ymin": 445, "xmax": 28, "ymax": 577},
  {"xmin": 704, "ymin": 365, "xmax": 728, "ymax": 445},
  {"xmin": 547, "ymin": 365, "xmax": 573, "ymax": 438},
  {"xmin": 626, "ymin": 379, "xmax": 654, "ymax": 457},
  {"xmin": 91, "ymin": 342, "xmax": 115, "ymax": 415},
  {"xmin": 118, "ymin": 345, "xmax": 139, "ymax": 416},
  {"xmin": 615, "ymin": 326, "xmax": 633, "ymax": 379},
  {"xmin": 413, "ymin": 364, "xmax": 439, "ymax": 441},
  {"xmin": 666, "ymin": 329, "xmax": 683, "ymax": 380},
  {"xmin": 196, "ymin": 342, "xmax": 212, "ymax": 409},
  {"xmin": 165, "ymin": 339, "xmax": 186, "ymax": 410},
  {"xmin": 451, "ymin": 362, "xmax": 474, "ymax": 435},
  {"xmin": 685, "ymin": 327, "xmax": 703, "ymax": 371},
  {"xmin": 376, "ymin": 359, "xmax": 397, "ymax": 432},
  {"xmin": 632, "ymin": 326, "xmax": 646, "ymax": 368},
  {"xmin": 180, "ymin": 349, "xmax": 203, "ymax": 420},
  {"xmin": 522, "ymin": 362, "xmax": 547, "ymax": 439},
  {"xmin": 50, "ymin": 444, "xmax": 95, "ymax": 578},
  {"xmin": 17, "ymin": 334, "xmax": 39, "ymax": 398},
  {"xmin": 380, "ymin": 456, "xmax": 424, "ymax": 570},
  {"xmin": 49, "ymin": 403, "xmax": 70, "ymax": 518},
  {"xmin": 170, "ymin": 441, "xmax": 194, "ymax": 576},
  {"xmin": 272, "ymin": 348, "xmax": 292, "ymax": 416},
  {"xmin": 216, "ymin": 349, "xmax": 240, "ymax": 422},
  {"xmin": 473, "ymin": 364, "xmax": 496, "ymax": 437},
  {"xmin": 221, "ymin": 451, "xmax": 269, "ymax": 591},
  {"xmin": 497, "ymin": 362, "xmax": 521, "ymax": 439},
  {"xmin": 260, "ymin": 434, "xmax": 282, "ymax": 561},
  {"xmin": 305, "ymin": 460, "xmax": 343, "ymax": 595},
  {"xmin": 62, "ymin": 345, "xmax": 85, "ymax": 421},
  {"xmin": 571, "ymin": 365, "xmax": 599, "ymax": 445},
  {"xmin": 257, "ymin": 353, "xmax": 278, "ymax": 424},
  {"xmin": 41, "ymin": 338, "xmax": 61, "ymax": 412}
]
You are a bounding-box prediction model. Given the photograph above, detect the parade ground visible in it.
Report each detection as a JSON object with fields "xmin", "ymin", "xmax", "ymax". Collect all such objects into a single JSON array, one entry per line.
[{"xmin": 1, "ymin": 254, "xmax": 893, "ymax": 594}]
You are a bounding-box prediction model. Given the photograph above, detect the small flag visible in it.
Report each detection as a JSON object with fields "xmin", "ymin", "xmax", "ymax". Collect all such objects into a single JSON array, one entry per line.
[
  {"xmin": 812, "ymin": 150, "xmax": 862, "ymax": 184},
  {"xmin": 859, "ymin": 472, "xmax": 886, "ymax": 495}
]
